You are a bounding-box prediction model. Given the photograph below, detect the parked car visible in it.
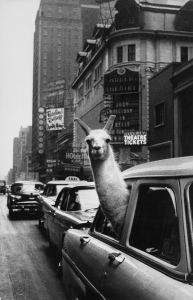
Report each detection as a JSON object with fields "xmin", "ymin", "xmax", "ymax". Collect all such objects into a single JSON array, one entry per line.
[
  {"xmin": 38, "ymin": 179, "xmax": 88, "ymax": 228},
  {"xmin": 0, "ymin": 180, "xmax": 6, "ymax": 194},
  {"xmin": 62, "ymin": 156, "xmax": 193, "ymax": 300},
  {"xmin": 43, "ymin": 182, "xmax": 99, "ymax": 254},
  {"xmin": 7, "ymin": 181, "xmax": 44, "ymax": 218}
]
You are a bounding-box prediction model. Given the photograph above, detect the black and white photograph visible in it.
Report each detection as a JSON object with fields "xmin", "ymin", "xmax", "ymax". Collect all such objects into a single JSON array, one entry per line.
[{"xmin": 0, "ymin": 0, "xmax": 193, "ymax": 299}]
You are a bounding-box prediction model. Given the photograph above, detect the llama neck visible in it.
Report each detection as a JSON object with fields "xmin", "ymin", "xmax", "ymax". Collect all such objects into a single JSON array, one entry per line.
[{"xmin": 90, "ymin": 148, "xmax": 129, "ymax": 237}]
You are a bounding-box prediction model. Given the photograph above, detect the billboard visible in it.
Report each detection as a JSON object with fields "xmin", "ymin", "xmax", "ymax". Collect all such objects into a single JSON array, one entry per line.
[{"xmin": 46, "ymin": 108, "xmax": 64, "ymax": 131}]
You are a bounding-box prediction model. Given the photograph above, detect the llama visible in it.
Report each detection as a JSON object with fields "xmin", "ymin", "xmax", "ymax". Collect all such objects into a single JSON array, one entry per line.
[{"xmin": 74, "ymin": 115, "xmax": 130, "ymax": 237}]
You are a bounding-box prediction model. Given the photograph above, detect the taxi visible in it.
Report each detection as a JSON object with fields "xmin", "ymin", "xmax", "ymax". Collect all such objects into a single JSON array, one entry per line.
[
  {"xmin": 42, "ymin": 182, "xmax": 99, "ymax": 253},
  {"xmin": 62, "ymin": 156, "xmax": 193, "ymax": 300}
]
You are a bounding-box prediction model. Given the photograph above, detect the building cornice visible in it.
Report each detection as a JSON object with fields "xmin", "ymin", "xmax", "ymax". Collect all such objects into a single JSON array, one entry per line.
[{"xmin": 72, "ymin": 28, "xmax": 193, "ymax": 88}]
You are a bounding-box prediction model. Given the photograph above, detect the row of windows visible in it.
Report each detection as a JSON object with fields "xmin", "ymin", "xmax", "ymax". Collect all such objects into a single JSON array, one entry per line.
[
  {"xmin": 78, "ymin": 62, "xmax": 102, "ymax": 98},
  {"xmin": 117, "ymin": 44, "xmax": 136, "ymax": 63}
]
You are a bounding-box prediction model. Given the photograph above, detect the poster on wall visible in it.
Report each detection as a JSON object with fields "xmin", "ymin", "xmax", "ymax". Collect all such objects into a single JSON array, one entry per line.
[{"xmin": 46, "ymin": 108, "xmax": 64, "ymax": 131}]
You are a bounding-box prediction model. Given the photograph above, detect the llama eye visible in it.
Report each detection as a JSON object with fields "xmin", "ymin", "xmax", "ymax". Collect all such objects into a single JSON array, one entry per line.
[
  {"xmin": 106, "ymin": 138, "xmax": 111, "ymax": 143},
  {"xmin": 86, "ymin": 139, "xmax": 91, "ymax": 145}
]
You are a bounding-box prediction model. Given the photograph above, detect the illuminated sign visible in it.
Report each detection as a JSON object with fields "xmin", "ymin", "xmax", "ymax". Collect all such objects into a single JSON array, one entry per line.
[
  {"xmin": 124, "ymin": 131, "xmax": 148, "ymax": 146},
  {"xmin": 46, "ymin": 108, "xmax": 64, "ymax": 131},
  {"xmin": 104, "ymin": 67, "xmax": 139, "ymax": 94}
]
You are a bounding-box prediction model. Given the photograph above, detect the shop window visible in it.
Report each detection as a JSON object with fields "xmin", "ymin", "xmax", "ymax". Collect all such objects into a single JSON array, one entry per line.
[
  {"xmin": 181, "ymin": 47, "xmax": 188, "ymax": 62},
  {"xmin": 129, "ymin": 186, "xmax": 180, "ymax": 266},
  {"xmin": 128, "ymin": 44, "xmax": 135, "ymax": 61},
  {"xmin": 155, "ymin": 102, "xmax": 165, "ymax": 127},
  {"xmin": 117, "ymin": 46, "xmax": 123, "ymax": 63}
]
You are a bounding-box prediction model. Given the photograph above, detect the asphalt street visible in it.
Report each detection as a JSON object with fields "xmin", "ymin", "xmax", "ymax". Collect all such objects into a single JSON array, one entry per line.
[{"xmin": 0, "ymin": 194, "xmax": 67, "ymax": 300}]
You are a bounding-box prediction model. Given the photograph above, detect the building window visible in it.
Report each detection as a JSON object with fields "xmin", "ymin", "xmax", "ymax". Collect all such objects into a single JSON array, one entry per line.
[
  {"xmin": 128, "ymin": 44, "xmax": 135, "ymax": 61},
  {"xmin": 94, "ymin": 62, "xmax": 102, "ymax": 81},
  {"xmin": 58, "ymin": 6, "xmax": 62, "ymax": 13},
  {"xmin": 155, "ymin": 102, "xmax": 165, "ymax": 127},
  {"xmin": 44, "ymin": 29, "xmax": 47, "ymax": 36},
  {"xmin": 86, "ymin": 74, "xmax": 92, "ymax": 91},
  {"xmin": 117, "ymin": 46, "xmax": 123, "ymax": 63},
  {"xmin": 78, "ymin": 84, "xmax": 83, "ymax": 100},
  {"xmin": 181, "ymin": 47, "xmax": 188, "ymax": 62}
]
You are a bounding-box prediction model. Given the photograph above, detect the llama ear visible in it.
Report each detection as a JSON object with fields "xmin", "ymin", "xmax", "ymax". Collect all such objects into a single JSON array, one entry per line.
[
  {"xmin": 103, "ymin": 115, "xmax": 116, "ymax": 132},
  {"xmin": 74, "ymin": 117, "xmax": 91, "ymax": 135}
]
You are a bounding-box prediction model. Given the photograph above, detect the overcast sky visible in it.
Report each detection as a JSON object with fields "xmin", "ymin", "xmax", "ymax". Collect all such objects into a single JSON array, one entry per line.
[{"xmin": 0, "ymin": 0, "xmax": 40, "ymax": 178}]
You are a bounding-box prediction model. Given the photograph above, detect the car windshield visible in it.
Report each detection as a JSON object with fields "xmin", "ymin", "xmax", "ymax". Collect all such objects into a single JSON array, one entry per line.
[
  {"xmin": 74, "ymin": 189, "xmax": 99, "ymax": 211},
  {"xmin": 12, "ymin": 183, "xmax": 44, "ymax": 194}
]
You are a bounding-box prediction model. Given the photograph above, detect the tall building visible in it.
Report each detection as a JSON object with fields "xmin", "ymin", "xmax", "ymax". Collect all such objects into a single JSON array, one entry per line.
[{"xmin": 32, "ymin": 0, "xmax": 100, "ymax": 182}]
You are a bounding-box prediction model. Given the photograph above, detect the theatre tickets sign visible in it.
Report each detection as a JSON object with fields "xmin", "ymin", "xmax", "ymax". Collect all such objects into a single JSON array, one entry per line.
[
  {"xmin": 46, "ymin": 108, "xmax": 64, "ymax": 131},
  {"xmin": 104, "ymin": 67, "xmax": 139, "ymax": 94},
  {"xmin": 124, "ymin": 131, "xmax": 148, "ymax": 146}
]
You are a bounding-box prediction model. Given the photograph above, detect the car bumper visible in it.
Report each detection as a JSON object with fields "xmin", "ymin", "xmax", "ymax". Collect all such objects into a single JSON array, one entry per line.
[{"xmin": 10, "ymin": 202, "xmax": 41, "ymax": 212}]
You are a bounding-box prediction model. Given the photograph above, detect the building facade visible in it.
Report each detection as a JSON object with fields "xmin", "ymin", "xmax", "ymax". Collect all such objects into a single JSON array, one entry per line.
[
  {"xmin": 72, "ymin": 0, "xmax": 193, "ymax": 169},
  {"xmin": 149, "ymin": 59, "xmax": 193, "ymax": 161},
  {"xmin": 32, "ymin": 0, "xmax": 100, "ymax": 182},
  {"xmin": 12, "ymin": 126, "xmax": 38, "ymax": 181}
]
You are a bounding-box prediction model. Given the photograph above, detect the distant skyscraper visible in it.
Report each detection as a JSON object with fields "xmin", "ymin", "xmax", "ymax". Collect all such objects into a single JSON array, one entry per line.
[{"xmin": 32, "ymin": 0, "xmax": 100, "ymax": 177}]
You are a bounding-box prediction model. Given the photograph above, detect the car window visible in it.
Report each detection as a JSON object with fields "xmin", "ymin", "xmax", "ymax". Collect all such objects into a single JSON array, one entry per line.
[
  {"xmin": 47, "ymin": 185, "xmax": 56, "ymax": 196},
  {"xmin": 35, "ymin": 184, "xmax": 44, "ymax": 191},
  {"xmin": 56, "ymin": 185, "xmax": 66, "ymax": 195},
  {"xmin": 61, "ymin": 191, "xmax": 71, "ymax": 211},
  {"xmin": 95, "ymin": 209, "xmax": 119, "ymax": 240},
  {"xmin": 67, "ymin": 189, "xmax": 99, "ymax": 211},
  {"xmin": 129, "ymin": 186, "xmax": 180, "ymax": 266},
  {"xmin": 55, "ymin": 189, "xmax": 68, "ymax": 209},
  {"xmin": 11, "ymin": 183, "xmax": 44, "ymax": 194}
]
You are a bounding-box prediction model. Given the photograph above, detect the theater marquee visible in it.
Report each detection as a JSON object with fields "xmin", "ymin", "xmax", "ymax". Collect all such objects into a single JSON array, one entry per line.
[{"xmin": 104, "ymin": 67, "xmax": 139, "ymax": 94}]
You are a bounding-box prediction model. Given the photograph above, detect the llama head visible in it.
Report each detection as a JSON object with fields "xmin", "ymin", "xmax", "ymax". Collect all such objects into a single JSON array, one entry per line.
[{"xmin": 74, "ymin": 115, "xmax": 116, "ymax": 161}]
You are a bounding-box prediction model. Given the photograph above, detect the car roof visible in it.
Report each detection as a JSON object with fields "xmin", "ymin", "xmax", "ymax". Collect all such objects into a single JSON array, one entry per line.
[
  {"xmin": 59, "ymin": 183, "xmax": 95, "ymax": 190},
  {"xmin": 46, "ymin": 180, "xmax": 90, "ymax": 185},
  {"xmin": 13, "ymin": 181, "xmax": 43, "ymax": 185},
  {"xmin": 122, "ymin": 156, "xmax": 193, "ymax": 179}
]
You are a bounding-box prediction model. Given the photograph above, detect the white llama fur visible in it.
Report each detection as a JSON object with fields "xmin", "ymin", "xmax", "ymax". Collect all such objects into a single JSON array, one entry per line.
[{"xmin": 74, "ymin": 116, "xmax": 129, "ymax": 237}]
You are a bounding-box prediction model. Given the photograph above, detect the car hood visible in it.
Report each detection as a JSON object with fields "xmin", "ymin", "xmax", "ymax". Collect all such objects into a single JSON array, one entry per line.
[{"xmin": 14, "ymin": 190, "xmax": 40, "ymax": 196}]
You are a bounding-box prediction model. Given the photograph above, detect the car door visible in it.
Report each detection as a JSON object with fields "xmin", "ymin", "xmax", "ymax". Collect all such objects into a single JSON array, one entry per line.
[
  {"xmin": 99, "ymin": 179, "xmax": 190, "ymax": 300},
  {"xmin": 51, "ymin": 189, "xmax": 70, "ymax": 250}
]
